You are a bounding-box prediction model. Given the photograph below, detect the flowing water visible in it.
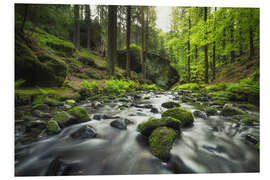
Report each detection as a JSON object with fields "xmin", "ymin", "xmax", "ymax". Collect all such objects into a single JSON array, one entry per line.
[{"xmin": 15, "ymin": 91, "xmax": 259, "ymax": 176}]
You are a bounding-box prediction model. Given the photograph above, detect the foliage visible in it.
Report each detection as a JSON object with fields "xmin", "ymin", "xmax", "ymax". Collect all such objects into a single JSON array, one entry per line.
[
  {"xmin": 79, "ymin": 80, "xmax": 99, "ymax": 100},
  {"xmin": 105, "ymin": 80, "xmax": 136, "ymax": 95},
  {"xmin": 15, "ymin": 79, "xmax": 26, "ymax": 89},
  {"xmin": 141, "ymin": 84, "xmax": 160, "ymax": 91},
  {"xmin": 68, "ymin": 106, "xmax": 90, "ymax": 122},
  {"xmin": 172, "ymin": 83, "xmax": 201, "ymax": 91}
]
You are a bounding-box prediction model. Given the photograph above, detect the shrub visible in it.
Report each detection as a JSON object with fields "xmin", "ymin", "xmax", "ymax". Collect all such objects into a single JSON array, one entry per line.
[
  {"xmin": 141, "ymin": 84, "xmax": 160, "ymax": 91},
  {"xmin": 79, "ymin": 80, "xmax": 99, "ymax": 99},
  {"xmin": 105, "ymin": 80, "xmax": 136, "ymax": 95},
  {"xmin": 15, "ymin": 79, "xmax": 25, "ymax": 89},
  {"xmin": 171, "ymin": 83, "xmax": 200, "ymax": 91}
]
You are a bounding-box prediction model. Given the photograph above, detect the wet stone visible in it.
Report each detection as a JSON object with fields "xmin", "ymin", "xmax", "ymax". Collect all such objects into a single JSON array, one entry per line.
[
  {"xmin": 110, "ymin": 119, "xmax": 127, "ymax": 130},
  {"xmin": 71, "ymin": 125, "xmax": 97, "ymax": 139},
  {"xmin": 193, "ymin": 110, "xmax": 207, "ymax": 119},
  {"xmin": 150, "ymin": 107, "xmax": 159, "ymax": 114}
]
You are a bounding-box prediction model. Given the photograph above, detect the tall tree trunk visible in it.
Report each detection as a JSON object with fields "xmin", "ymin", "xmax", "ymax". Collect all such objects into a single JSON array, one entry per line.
[
  {"xmin": 107, "ymin": 5, "xmax": 117, "ymax": 78},
  {"xmin": 249, "ymin": 29, "xmax": 254, "ymax": 60},
  {"xmin": 141, "ymin": 7, "xmax": 145, "ymax": 78},
  {"xmin": 74, "ymin": 5, "xmax": 80, "ymax": 49},
  {"xmin": 85, "ymin": 5, "xmax": 91, "ymax": 50},
  {"xmin": 212, "ymin": 7, "xmax": 217, "ymax": 81},
  {"xmin": 195, "ymin": 45, "xmax": 198, "ymax": 61},
  {"xmin": 145, "ymin": 7, "xmax": 149, "ymax": 54},
  {"xmin": 126, "ymin": 6, "xmax": 131, "ymax": 78},
  {"xmin": 21, "ymin": 4, "xmax": 28, "ymax": 32},
  {"xmin": 230, "ymin": 27, "xmax": 235, "ymax": 63},
  {"xmin": 187, "ymin": 13, "xmax": 191, "ymax": 82},
  {"xmin": 204, "ymin": 7, "xmax": 209, "ymax": 84}
]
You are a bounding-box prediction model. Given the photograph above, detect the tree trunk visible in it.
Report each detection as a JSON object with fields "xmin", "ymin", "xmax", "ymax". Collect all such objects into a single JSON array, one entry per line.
[
  {"xmin": 187, "ymin": 13, "xmax": 191, "ymax": 82},
  {"xmin": 126, "ymin": 6, "xmax": 131, "ymax": 78},
  {"xmin": 230, "ymin": 27, "xmax": 235, "ymax": 63},
  {"xmin": 74, "ymin": 5, "xmax": 80, "ymax": 49},
  {"xmin": 21, "ymin": 4, "xmax": 28, "ymax": 32},
  {"xmin": 141, "ymin": 7, "xmax": 145, "ymax": 78},
  {"xmin": 204, "ymin": 7, "xmax": 208, "ymax": 84},
  {"xmin": 212, "ymin": 7, "xmax": 217, "ymax": 81},
  {"xmin": 107, "ymin": 5, "xmax": 117, "ymax": 78},
  {"xmin": 85, "ymin": 5, "xmax": 91, "ymax": 50},
  {"xmin": 249, "ymin": 29, "xmax": 254, "ymax": 60}
]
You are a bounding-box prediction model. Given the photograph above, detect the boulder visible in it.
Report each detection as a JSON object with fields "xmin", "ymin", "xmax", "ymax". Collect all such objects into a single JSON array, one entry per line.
[
  {"xmin": 205, "ymin": 107, "xmax": 218, "ymax": 116},
  {"xmin": 110, "ymin": 119, "xmax": 127, "ymax": 130},
  {"xmin": 149, "ymin": 127, "xmax": 177, "ymax": 161},
  {"xmin": 161, "ymin": 101, "xmax": 181, "ymax": 109},
  {"xmin": 71, "ymin": 125, "xmax": 97, "ymax": 139},
  {"xmin": 138, "ymin": 117, "xmax": 182, "ymax": 137},
  {"xmin": 193, "ymin": 110, "xmax": 207, "ymax": 119},
  {"xmin": 162, "ymin": 107, "xmax": 194, "ymax": 127},
  {"xmin": 68, "ymin": 106, "xmax": 90, "ymax": 123},
  {"xmin": 46, "ymin": 120, "xmax": 61, "ymax": 134},
  {"xmin": 50, "ymin": 111, "xmax": 70, "ymax": 128},
  {"xmin": 220, "ymin": 104, "xmax": 245, "ymax": 116},
  {"xmin": 32, "ymin": 110, "xmax": 52, "ymax": 119},
  {"xmin": 33, "ymin": 104, "xmax": 50, "ymax": 113}
]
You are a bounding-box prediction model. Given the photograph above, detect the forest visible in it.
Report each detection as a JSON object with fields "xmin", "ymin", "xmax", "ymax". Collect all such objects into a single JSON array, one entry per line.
[{"xmin": 15, "ymin": 4, "xmax": 260, "ymax": 176}]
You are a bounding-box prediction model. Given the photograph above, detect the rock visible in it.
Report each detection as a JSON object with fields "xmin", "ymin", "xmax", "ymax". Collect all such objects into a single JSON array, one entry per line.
[
  {"xmin": 93, "ymin": 114, "xmax": 103, "ymax": 120},
  {"xmin": 245, "ymin": 134, "xmax": 258, "ymax": 144},
  {"xmin": 15, "ymin": 39, "xmax": 67, "ymax": 87},
  {"xmin": 46, "ymin": 158, "xmax": 71, "ymax": 176},
  {"xmin": 124, "ymin": 119, "xmax": 134, "ymax": 125},
  {"xmin": 50, "ymin": 111, "xmax": 70, "ymax": 128},
  {"xmin": 220, "ymin": 104, "xmax": 245, "ymax": 116},
  {"xmin": 63, "ymin": 104, "xmax": 72, "ymax": 110},
  {"xmin": 65, "ymin": 99, "xmax": 76, "ymax": 105},
  {"xmin": 33, "ymin": 104, "xmax": 50, "ymax": 113},
  {"xmin": 134, "ymin": 104, "xmax": 153, "ymax": 109},
  {"xmin": 205, "ymin": 107, "xmax": 218, "ymax": 116},
  {"xmin": 193, "ymin": 110, "xmax": 207, "ymax": 119},
  {"xmin": 110, "ymin": 120, "xmax": 127, "ymax": 130},
  {"xmin": 161, "ymin": 101, "xmax": 180, "ymax": 109},
  {"xmin": 46, "ymin": 120, "xmax": 61, "ymax": 134},
  {"xmin": 161, "ymin": 107, "xmax": 194, "ymax": 127},
  {"xmin": 241, "ymin": 115, "xmax": 255, "ymax": 125},
  {"xmin": 138, "ymin": 117, "xmax": 182, "ymax": 137},
  {"xmin": 150, "ymin": 107, "xmax": 159, "ymax": 114},
  {"xmin": 149, "ymin": 127, "xmax": 177, "ymax": 161},
  {"xmin": 78, "ymin": 56, "xmax": 95, "ymax": 66},
  {"xmin": 25, "ymin": 120, "xmax": 46, "ymax": 133},
  {"xmin": 134, "ymin": 94, "xmax": 141, "ymax": 100},
  {"xmin": 71, "ymin": 125, "xmax": 97, "ymax": 139},
  {"xmin": 23, "ymin": 116, "xmax": 38, "ymax": 121},
  {"xmin": 32, "ymin": 110, "xmax": 52, "ymax": 119},
  {"xmin": 68, "ymin": 106, "xmax": 90, "ymax": 122}
]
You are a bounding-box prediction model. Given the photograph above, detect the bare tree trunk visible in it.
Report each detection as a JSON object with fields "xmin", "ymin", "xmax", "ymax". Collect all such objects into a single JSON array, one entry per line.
[
  {"xmin": 249, "ymin": 29, "xmax": 254, "ymax": 60},
  {"xmin": 212, "ymin": 7, "xmax": 217, "ymax": 81},
  {"xmin": 141, "ymin": 7, "xmax": 145, "ymax": 78},
  {"xmin": 204, "ymin": 7, "xmax": 209, "ymax": 84},
  {"xmin": 107, "ymin": 5, "xmax": 117, "ymax": 78},
  {"xmin": 187, "ymin": 13, "xmax": 191, "ymax": 82},
  {"xmin": 21, "ymin": 4, "xmax": 28, "ymax": 32},
  {"xmin": 85, "ymin": 5, "xmax": 91, "ymax": 50},
  {"xmin": 126, "ymin": 6, "xmax": 131, "ymax": 78},
  {"xmin": 74, "ymin": 5, "xmax": 80, "ymax": 49}
]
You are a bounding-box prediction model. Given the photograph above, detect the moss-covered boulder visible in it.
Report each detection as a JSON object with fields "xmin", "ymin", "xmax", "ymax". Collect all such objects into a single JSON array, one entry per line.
[
  {"xmin": 15, "ymin": 39, "xmax": 67, "ymax": 87},
  {"xmin": 46, "ymin": 120, "xmax": 61, "ymax": 134},
  {"xmin": 205, "ymin": 107, "xmax": 218, "ymax": 116},
  {"xmin": 68, "ymin": 106, "xmax": 90, "ymax": 122},
  {"xmin": 138, "ymin": 117, "xmax": 182, "ymax": 137},
  {"xmin": 51, "ymin": 111, "xmax": 70, "ymax": 128},
  {"xmin": 162, "ymin": 107, "xmax": 194, "ymax": 127},
  {"xmin": 241, "ymin": 115, "xmax": 255, "ymax": 125},
  {"xmin": 220, "ymin": 104, "xmax": 245, "ymax": 116},
  {"xmin": 161, "ymin": 101, "xmax": 180, "ymax": 109},
  {"xmin": 149, "ymin": 127, "xmax": 177, "ymax": 161}
]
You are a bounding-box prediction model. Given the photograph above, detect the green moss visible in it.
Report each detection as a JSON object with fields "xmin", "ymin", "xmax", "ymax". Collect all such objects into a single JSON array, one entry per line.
[
  {"xmin": 51, "ymin": 111, "xmax": 70, "ymax": 128},
  {"xmin": 161, "ymin": 101, "xmax": 180, "ymax": 109},
  {"xmin": 162, "ymin": 107, "xmax": 194, "ymax": 127},
  {"xmin": 205, "ymin": 107, "xmax": 218, "ymax": 116},
  {"xmin": 46, "ymin": 120, "xmax": 61, "ymax": 134},
  {"xmin": 220, "ymin": 104, "xmax": 245, "ymax": 116},
  {"xmin": 237, "ymin": 103, "xmax": 258, "ymax": 111},
  {"xmin": 256, "ymin": 142, "xmax": 260, "ymax": 150},
  {"xmin": 205, "ymin": 83, "xmax": 227, "ymax": 92},
  {"xmin": 68, "ymin": 106, "xmax": 89, "ymax": 122},
  {"xmin": 172, "ymin": 83, "xmax": 201, "ymax": 91},
  {"xmin": 138, "ymin": 117, "xmax": 182, "ymax": 137},
  {"xmin": 149, "ymin": 127, "xmax": 177, "ymax": 161},
  {"xmin": 241, "ymin": 115, "xmax": 255, "ymax": 125}
]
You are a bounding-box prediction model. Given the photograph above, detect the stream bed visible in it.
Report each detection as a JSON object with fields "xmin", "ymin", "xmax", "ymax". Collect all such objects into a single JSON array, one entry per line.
[{"xmin": 15, "ymin": 91, "xmax": 260, "ymax": 176}]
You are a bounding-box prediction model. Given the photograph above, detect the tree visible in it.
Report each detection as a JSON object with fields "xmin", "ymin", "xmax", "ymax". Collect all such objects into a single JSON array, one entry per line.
[
  {"xmin": 203, "ymin": 7, "xmax": 209, "ymax": 84},
  {"xmin": 74, "ymin": 5, "xmax": 80, "ymax": 49},
  {"xmin": 107, "ymin": 5, "xmax": 117, "ymax": 78},
  {"xmin": 126, "ymin": 6, "xmax": 131, "ymax": 78},
  {"xmin": 85, "ymin": 5, "xmax": 91, "ymax": 50},
  {"xmin": 187, "ymin": 9, "xmax": 191, "ymax": 82},
  {"xmin": 140, "ymin": 7, "xmax": 145, "ymax": 78}
]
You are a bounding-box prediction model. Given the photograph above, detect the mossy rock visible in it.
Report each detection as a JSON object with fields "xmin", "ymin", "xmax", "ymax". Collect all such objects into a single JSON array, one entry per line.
[
  {"xmin": 220, "ymin": 104, "xmax": 245, "ymax": 116},
  {"xmin": 211, "ymin": 99, "xmax": 226, "ymax": 106},
  {"xmin": 78, "ymin": 56, "xmax": 95, "ymax": 66},
  {"xmin": 237, "ymin": 103, "xmax": 258, "ymax": 112},
  {"xmin": 256, "ymin": 142, "xmax": 260, "ymax": 150},
  {"xmin": 47, "ymin": 41, "xmax": 75, "ymax": 57},
  {"xmin": 161, "ymin": 101, "xmax": 180, "ymax": 109},
  {"xmin": 15, "ymin": 39, "xmax": 67, "ymax": 87},
  {"xmin": 68, "ymin": 106, "xmax": 90, "ymax": 122},
  {"xmin": 161, "ymin": 107, "xmax": 194, "ymax": 127},
  {"xmin": 149, "ymin": 127, "xmax": 177, "ymax": 161},
  {"xmin": 138, "ymin": 117, "xmax": 182, "ymax": 137},
  {"xmin": 205, "ymin": 107, "xmax": 218, "ymax": 116},
  {"xmin": 241, "ymin": 115, "xmax": 255, "ymax": 125},
  {"xmin": 46, "ymin": 120, "xmax": 61, "ymax": 134},
  {"xmin": 51, "ymin": 111, "xmax": 70, "ymax": 128}
]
